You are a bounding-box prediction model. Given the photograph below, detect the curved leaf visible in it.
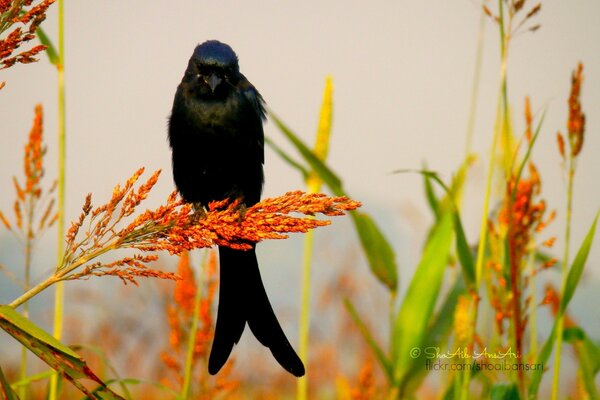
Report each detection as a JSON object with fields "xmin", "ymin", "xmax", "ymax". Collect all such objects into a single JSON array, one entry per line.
[
  {"xmin": 0, "ymin": 306, "xmax": 124, "ymax": 400},
  {"xmin": 392, "ymin": 210, "xmax": 454, "ymax": 384},
  {"xmin": 270, "ymin": 112, "xmax": 398, "ymax": 291},
  {"xmin": 0, "ymin": 365, "xmax": 20, "ymax": 400}
]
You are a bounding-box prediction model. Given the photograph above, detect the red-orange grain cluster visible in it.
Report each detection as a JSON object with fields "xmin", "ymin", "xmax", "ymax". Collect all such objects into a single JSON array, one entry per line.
[
  {"xmin": 60, "ymin": 168, "xmax": 360, "ymax": 287},
  {"xmin": 541, "ymin": 285, "xmax": 576, "ymax": 328},
  {"xmin": 0, "ymin": 0, "xmax": 55, "ymax": 77},
  {"xmin": 482, "ymin": 1, "xmax": 541, "ymax": 34},
  {"xmin": 0, "ymin": 104, "xmax": 57, "ymax": 238},
  {"xmin": 500, "ymin": 165, "xmax": 547, "ymax": 259},
  {"xmin": 488, "ymin": 97, "xmax": 557, "ymax": 358},
  {"xmin": 174, "ymin": 252, "xmax": 196, "ymax": 316},
  {"xmin": 557, "ymin": 63, "xmax": 586, "ymax": 159},
  {"xmin": 350, "ymin": 360, "xmax": 376, "ymax": 400}
]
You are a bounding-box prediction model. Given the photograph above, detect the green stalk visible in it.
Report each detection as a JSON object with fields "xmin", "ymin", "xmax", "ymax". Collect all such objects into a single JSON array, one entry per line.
[
  {"xmin": 49, "ymin": 0, "xmax": 66, "ymax": 398},
  {"xmin": 461, "ymin": 2, "xmax": 508, "ymax": 398},
  {"xmin": 9, "ymin": 240, "xmax": 118, "ymax": 310},
  {"xmin": 296, "ymin": 76, "xmax": 333, "ymax": 400},
  {"xmin": 181, "ymin": 253, "xmax": 206, "ymax": 399},
  {"xmin": 464, "ymin": 6, "xmax": 487, "ymax": 157},
  {"xmin": 9, "ymin": 274, "xmax": 61, "ymax": 309},
  {"xmin": 527, "ymin": 248, "xmax": 538, "ymax": 360},
  {"xmin": 297, "ymin": 229, "xmax": 314, "ymax": 400},
  {"xmin": 19, "ymin": 193, "xmax": 36, "ymax": 400},
  {"xmin": 551, "ymin": 158, "xmax": 574, "ymax": 400}
]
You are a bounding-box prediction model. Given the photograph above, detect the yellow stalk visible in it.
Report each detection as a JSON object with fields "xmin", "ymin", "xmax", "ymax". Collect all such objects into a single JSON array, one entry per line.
[
  {"xmin": 49, "ymin": 0, "xmax": 66, "ymax": 398},
  {"xmin": 297, "ymin": 76, "xmax": 333, "ymax": 400}
]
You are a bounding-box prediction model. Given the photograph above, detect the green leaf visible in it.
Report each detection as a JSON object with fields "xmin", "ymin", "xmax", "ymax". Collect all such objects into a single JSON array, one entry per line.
[
  {"xmin": 529, "ymin": 212, "xmax": 599, "ymax": 398},
  {"xmin": 350, "ymin": 212, "xmax": 398, "ymax": 291},
  {"xmin": 563, "ymin": 326, "xmax": 600, "ymax": 399},
  {"xmin": 560, "ymin": 212, "xmax": 599, "ymax": 313},
  {"xmin": 344, "ymin": 299, "xmax": 393, "ymax": 382},
  {"xmin": 0, "ymin": 364, "xmax": 20, "ymax": 400},
  {"xmin": 528, "ymin": 322, "xmax": 556, "ymax": 399},
  {"xmin": 0, "ymin": 306, "xmax": 124, "ymax": 400},
  {"xmin": 396, "ymin": 167, "xmax": 475, "ymax": 290},
  {"xmin": 422, "ymin": 165, "xmax": 440, "ymax": 220},
  {"xmin": 35, "ymin": 26, "xmax": 59, "ymax": 66},
  {"xmin": 270, "ymin": 113, "xmax": 342, "ymax": 193},
  {"xmin": 264, "ymin": 137, "xmax": 310, "ymax": 180},
  {"xmin": 401, "ymin": 278, "xmax": 466, "ymax": 395},
  {"xmin": 491, "ymin": 383, "xmax": 521, "ymax": 400},
  {"xmin": 270, "ymin": 112, "xmax": 398, "ymax": 291},
  {"xmin": 392, "ymin": 210, "xmax": 454, "ymax": 385},
  {"xmin": 453, "ymin": 209, "xmax": 476, "ymax": 290},
  {"xmin": 10, "ymin": 370, "xmax": 53, "ymax": 388}
]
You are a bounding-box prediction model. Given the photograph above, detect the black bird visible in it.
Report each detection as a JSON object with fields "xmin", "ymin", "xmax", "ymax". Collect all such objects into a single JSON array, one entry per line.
[{"xmin": 168, "ymin": 40, "xmax": 305, "ymax": 377}]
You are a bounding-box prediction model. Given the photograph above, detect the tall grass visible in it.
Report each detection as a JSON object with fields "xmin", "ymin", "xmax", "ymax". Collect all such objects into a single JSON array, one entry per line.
[{"xmin": 1, "ymin": 1, "xmax": 599, "ymax": 399}]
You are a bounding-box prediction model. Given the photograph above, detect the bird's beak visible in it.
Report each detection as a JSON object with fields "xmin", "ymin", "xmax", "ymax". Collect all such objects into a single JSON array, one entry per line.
[{"xmin": 205, "ymin": 73, "xmax": 222, "ymax": 93}]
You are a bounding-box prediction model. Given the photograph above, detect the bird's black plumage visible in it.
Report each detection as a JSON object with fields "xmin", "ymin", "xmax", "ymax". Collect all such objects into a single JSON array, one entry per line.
[{"xmin": 168, "ymin": 40, "xmax": 304, "ymax": 377}]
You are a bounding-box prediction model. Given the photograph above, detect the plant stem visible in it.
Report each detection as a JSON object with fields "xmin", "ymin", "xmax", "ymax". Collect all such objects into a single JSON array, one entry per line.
[
  {"xmin": 297, "ymin": 228, "xmax": 314, "ymax": 400},
  {"xmin": 462, "ymin": 2, "xmax": 508, "ymax": 398},
  {"xmin": 551, "ymin": 158, "xmax": 574, "ymax": 400},
  {"xmin": 9, "ymin": 239, "xmax": 118, "ymax": 310},
  {"xmin": 181, "ymin": 252, "xmax": 206, "ymax": 399},
  {"xmin": 9, "ymin": 274, "xmax": 61, "ymax": 309},
  {"xmin": 49, "ymin": 0, "xmax": 66, "ymax": 398},
  {"xmin": 297, "ymin": 76, "xmax": 332, "ymax": 400},
  {"xmin": 464, "ymin": 6, "xmax": 486, "ymax": 157},
  {"xmin": 527, "ymin": 249, "xmax": 537, "ymax": 360},
  {"xmin": 19, "ymin": 188, "xmax": 36, "ymax": 400}
]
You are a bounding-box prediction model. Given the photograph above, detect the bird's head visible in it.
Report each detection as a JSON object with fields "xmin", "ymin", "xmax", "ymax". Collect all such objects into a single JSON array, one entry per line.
[{"xmin": 185, "ymin": 40, "xmax": 241, "ymax": 98}]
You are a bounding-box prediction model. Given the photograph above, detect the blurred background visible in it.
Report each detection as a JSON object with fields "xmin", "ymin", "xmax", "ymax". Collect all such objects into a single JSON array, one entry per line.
[{"xmin": 1, "ymin": 0, "xmax": 599, "ymax": 396}]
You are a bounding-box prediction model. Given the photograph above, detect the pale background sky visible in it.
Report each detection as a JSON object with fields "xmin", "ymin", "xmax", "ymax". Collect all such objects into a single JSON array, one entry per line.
[{"xmin": 1, "ymin": 0, "xmax": 599, "ymax": 392}]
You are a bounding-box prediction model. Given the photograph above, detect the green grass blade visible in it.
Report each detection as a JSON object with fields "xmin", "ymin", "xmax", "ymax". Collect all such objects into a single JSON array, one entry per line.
[
  {"xmin": 528, "ymin": 322, "xmax": 556, "ymax": 398},
  {"xmin": 401, "ymin": 278, "xmax": 466, "ymax": 395},
  {"xmin": 453, "ymin": 210, "xmax": 476, "ymax": 290},
  {"xmin": 264, "ymin": 137, "xmax": 310, "ymax": 180},
  {"xmin": 0, "ymin": 364, "xmax": 20, "ymax": 400},
  {"xmin": 0, "ymin": 306, "xmax": 124, "ymax": 399},
  {"xmin": 563, "ymin": 327, "xmax": 600, "ymax": 399},
  {"xmin": 491, "ymin": 383, "xmax": 521, "ymax": 400},
  {"xmin": 392, "ymin": 210, "xmax": 454, "ymax": 385},
  {"xmin": 529, "ymin": 212, "xmax": 599, "ymax": 398},
  {"xmin": 35, "ymin": 26, "xmax": 59, "ymax": 66},
  {"xmin": 560, "ymin": 212, "xmax": 599, "ymax": 313},
  {"xmin": 86, "ymin": 378, "xmax": 180, "ymax": 399},
  {"xmin": 350, "ymin": 212, "xmax": 398, "ymax": 291},
  {"xmin": 344, "ymin": 299, "xmax": 393, "ymax": 382},
  {"xmin": 422, "ymin": 165, "xmax": 441, "ymax": 220},
  {"xmin": 395, "ymin": 168, "xmax": 475, "ymax": 290},
  {"xmin": 270, "ymin": 112, "xmax": 398, "ymax": 291},
  {"xmin": 10, "ymin": 370, "xmax": 53, "ymax": 388},
  {"xmin": 270, "ymin": 112, "xmax": 342, "ymax": 192}
]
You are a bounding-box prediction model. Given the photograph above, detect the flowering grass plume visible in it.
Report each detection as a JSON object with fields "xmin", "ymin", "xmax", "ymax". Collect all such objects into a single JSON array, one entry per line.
[
  {"xmin": 557, "ymin": 63, "xmax": 585, "ymax": 160},
  {"xmin": 482, "ymin": 0, "xmax": 541, "ymax": 35},
  {"xmin": 475, "ymin": 96, "xmax": 558, "ymax": 396},
  {"xmin": 0, "ymin": 104, "xmax": 57, "ymax": 235},
  {"xmin": 0, "ymin": 104, "xmax": 57, "ymax": 285},
  {"xmin": 0, "ymin": 0, "xmax": 55, "ymax": 88},
  {"xmin": 9, "ymin": 168, "xmax": 361, "ymax": 307}
]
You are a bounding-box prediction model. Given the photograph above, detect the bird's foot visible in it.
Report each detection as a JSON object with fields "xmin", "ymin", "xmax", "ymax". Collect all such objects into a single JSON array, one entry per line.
[
  {"xmin": 191, "ymin": 202, "xmax": 207, "ymax": 223},
  {"xmin": 234, "ymin": 203, "xmax": 248, "ymax": 224}
]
